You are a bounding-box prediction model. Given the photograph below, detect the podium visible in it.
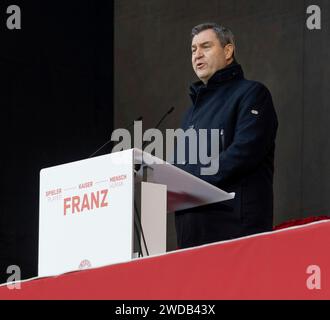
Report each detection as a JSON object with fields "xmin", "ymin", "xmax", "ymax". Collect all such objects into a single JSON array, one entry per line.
[{"xmin": 38, "ymin": 149, "xmax": 234, "ymax": 277}]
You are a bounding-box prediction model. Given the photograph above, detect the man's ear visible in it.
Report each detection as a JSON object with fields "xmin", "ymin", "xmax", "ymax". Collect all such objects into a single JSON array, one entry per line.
[{"xmin": 224, "ymin": 44, "xmax": 235, "ymax": 60}]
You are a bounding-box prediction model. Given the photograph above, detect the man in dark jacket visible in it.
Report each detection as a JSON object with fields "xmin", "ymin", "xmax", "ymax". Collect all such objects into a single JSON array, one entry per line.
[{"xmin": 175, "ymin": 23, "xmax": 278, "ymax": 249}]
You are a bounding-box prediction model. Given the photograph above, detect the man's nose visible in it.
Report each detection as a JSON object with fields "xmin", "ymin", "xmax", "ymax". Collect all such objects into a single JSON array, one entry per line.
[{"xmin": 194, "ymin": 48, "xmax": 204, "ymax": 60}]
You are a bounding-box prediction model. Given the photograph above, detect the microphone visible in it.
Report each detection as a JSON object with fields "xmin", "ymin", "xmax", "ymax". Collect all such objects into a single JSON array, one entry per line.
[
  {"xmin": 135, "ymin": 106, "xmax": 175, "ymax": 173},
  {"xmin": 88, "ymin": 115, "xmax": 143, "ymax": 158},
  {"xmin": 141, "ymin": 106, "xmax": 175, "ymax": 150},
  {"xmin": 154, "ymin": 106, "xmax": 175, "ymax": 130}
]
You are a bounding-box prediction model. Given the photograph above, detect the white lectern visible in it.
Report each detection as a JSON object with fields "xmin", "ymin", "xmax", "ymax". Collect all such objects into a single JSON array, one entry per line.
[{"xmin": 38, "ymin": 149, "xmax": 234, "ymax": 277}]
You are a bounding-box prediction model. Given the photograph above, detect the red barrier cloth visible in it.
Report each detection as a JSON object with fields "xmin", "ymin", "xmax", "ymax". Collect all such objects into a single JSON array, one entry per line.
[
  {"xmin": 274, "ymin": 215, "xmax": 330, "ymax": 230},
  {"xmin": 1, "ymin": 221, "xmax": 329, "ymax": 300}
]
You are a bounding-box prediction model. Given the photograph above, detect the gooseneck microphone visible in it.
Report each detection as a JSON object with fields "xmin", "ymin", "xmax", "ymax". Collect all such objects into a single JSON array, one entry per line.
[
  {"xmin": 154, "ymin": 106, "xmax": 175, "ymax": 131},
  {"xmin": 141, "ymin": 106, "xmax": 175, "ymax": 150},
  {"xmin": 88, "ymin": 116, "xmax": 143, "ymax": 158}
]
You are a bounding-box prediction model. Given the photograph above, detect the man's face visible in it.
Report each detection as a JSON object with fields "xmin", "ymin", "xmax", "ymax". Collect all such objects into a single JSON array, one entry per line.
[{"xmin": 191, "ymin": 29, "xmax": 233, "ymax": 84}]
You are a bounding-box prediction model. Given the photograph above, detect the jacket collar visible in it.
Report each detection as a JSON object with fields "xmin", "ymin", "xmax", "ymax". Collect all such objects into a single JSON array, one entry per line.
[{"xmin": 189, "ymin": 62, "xmax": 244, "ymax": 102}]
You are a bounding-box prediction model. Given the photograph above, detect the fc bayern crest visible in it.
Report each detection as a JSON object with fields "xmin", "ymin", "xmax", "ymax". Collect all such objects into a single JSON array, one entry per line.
[{"xmin": 79, "ymin": 259, "xmax": 92, "ymax": 270}]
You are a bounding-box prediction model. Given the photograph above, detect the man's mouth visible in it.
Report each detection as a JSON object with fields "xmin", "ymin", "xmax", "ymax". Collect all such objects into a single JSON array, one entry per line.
[{"xmin": 196, "ymin": 62, "xmax": 206, "ymax": 70}]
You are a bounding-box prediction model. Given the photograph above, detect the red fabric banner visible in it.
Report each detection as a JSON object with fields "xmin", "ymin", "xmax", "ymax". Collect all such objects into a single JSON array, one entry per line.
[{"xmin": 1, "ymin": 221, "xmax": 329, "ymax": 300}]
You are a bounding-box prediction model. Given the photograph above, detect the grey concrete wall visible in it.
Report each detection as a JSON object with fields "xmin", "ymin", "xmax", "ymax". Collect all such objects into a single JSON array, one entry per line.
[{"xmin": 115, "ymin": 0, "xmax": 330, "ymax": 247}]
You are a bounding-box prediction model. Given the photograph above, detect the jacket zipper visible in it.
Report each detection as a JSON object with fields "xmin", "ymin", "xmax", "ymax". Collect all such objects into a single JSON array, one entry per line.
[
  {"xmin": 189, "ymin": 87, "xmax": 203, "ymax": 128},
  {"xmin": 220, "ymin": 128, "xmax": 225, "ymax": 151}
]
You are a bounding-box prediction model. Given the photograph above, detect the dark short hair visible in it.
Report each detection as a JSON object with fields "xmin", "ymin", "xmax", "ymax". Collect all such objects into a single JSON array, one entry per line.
[{"xmin": 191, "ymin": 22, "xmax": 236, "ymax": 58}]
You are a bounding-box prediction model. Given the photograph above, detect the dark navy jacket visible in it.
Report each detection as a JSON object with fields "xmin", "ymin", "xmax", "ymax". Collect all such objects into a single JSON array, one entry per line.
[{"xmin": 175, "ymin": 62, "xmax": 278, "ymax": 249}]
